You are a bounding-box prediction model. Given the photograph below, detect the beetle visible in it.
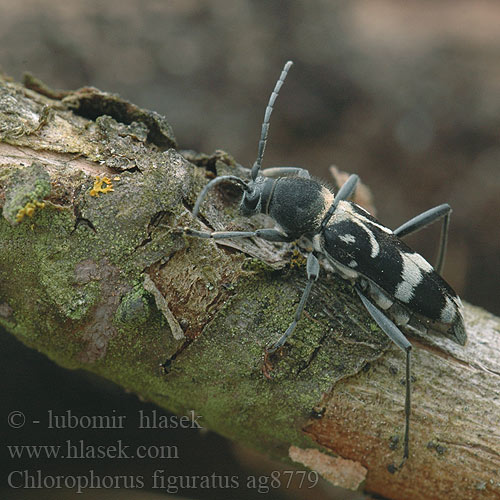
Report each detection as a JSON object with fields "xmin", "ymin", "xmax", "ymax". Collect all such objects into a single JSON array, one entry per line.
[{"xmin": 183, "ymin": 61, "xmax": 467, "ymax": 468}]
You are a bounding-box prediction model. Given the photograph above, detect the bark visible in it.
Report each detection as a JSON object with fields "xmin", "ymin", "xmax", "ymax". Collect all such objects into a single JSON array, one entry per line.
[{"xmin": 0, "ymin": 74, "xmax": 498, "ymax": 500}]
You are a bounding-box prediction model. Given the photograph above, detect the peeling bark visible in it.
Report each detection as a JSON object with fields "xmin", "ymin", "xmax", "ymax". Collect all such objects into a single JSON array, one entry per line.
[{"xmin": 0, "ymin": 74, "xmax": 499, "ymax": 500}]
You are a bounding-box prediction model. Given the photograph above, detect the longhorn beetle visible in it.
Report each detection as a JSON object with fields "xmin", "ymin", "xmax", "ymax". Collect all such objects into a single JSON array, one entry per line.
[{"xmin": 184, "ymin": 61, "xmax": 467, "ymax": 468}]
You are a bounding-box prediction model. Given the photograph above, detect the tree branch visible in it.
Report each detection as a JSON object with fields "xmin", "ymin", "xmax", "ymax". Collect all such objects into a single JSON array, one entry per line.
[{"xmin": 0, "ymin": 74, "xmax": 498, "ymax": 499}]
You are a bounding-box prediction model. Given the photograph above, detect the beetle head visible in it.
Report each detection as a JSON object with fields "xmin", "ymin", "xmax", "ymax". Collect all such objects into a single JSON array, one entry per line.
[{"xmin": 240, "ymin": 175, "xmax": 275, "ymax": 216}]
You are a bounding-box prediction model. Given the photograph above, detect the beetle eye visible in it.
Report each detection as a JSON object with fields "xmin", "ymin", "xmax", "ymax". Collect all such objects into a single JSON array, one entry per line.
[{"xmin": 244, "ymin": 190, "xmax": 259, "ymax": 209}]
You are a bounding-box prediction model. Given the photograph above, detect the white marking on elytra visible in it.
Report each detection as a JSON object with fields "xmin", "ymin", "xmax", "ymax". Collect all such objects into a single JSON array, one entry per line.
[
  {"xmin": 395, "ymin": 253, "xmax": 426, "ymax": 303},
  {"xmin": 395, "ymin": 281, "xmax": 415, "ymax": 303},
  {"xmin": 348, "ymin": 259, "xmax": 358, "ymax": 268},
  {"xmin": 353, "ymin": 204, "xmax": 369, "ymax": 215},
  {"xmin": 410, "ymin": 252, "xmax": 434, "ymax": 273},
  {"xmin": 454, "ymin": 295, "xmax": 464, "ymax": 309},
  {"xmin": 333, "ymin": 202, "xmax": 383, "ymax": 258},
  {"xmin": 366, "ymin": 226, "xmax": 380, "ymax": 258},
  {"xmin": 340, "ymin": 234, "xmax": 356, "ymax": 244},
  {"xmin": 345, "ymin": 202, "xmax": 393, "ymax": 234},
  {"xmin": 349, "ymin": 219, "xmax": 380, "ymax": 258},
  {"xmin": 440, "ymin": 296, "xmax": 457, "ymax": 323},
  {"xmin": 342, "ymin": 218, "xmax": 380, "ymax": 257}
]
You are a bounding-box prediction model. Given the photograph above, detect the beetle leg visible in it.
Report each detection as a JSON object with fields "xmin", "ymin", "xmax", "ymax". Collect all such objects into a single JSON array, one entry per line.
[
  {"xmin": 261, "ymin": 166, "xmax": 310, "ymax": 178},
  {"xmin": 394, "ymin": 203, "xmax": 451, "ymax": 274},
  {"xmin": 267, "ymin": 252, "xmax": 320, "ymax": 353},
  {"xmin": 320, "ymin": 174, "xmax": 359, "ymax": 231},
  {"xmin": 356, "ymin": 286, "xmax": 412, "ymax": 468},
  {"xmin": 184, "ymin": 227, "xmax": 295, "ymax": 242}
]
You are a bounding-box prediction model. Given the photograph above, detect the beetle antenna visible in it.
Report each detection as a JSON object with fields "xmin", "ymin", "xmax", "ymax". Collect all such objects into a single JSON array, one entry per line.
[
  {"xmin": 193, "ymin": 176, "xmax": 249, "ymax": 218},
  {"xmin": 251, "ymin": 60, "xmax": 293, "ymax": 181}
]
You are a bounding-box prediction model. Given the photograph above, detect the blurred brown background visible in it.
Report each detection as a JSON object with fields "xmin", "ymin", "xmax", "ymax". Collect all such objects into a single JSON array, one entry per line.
[{"xmin": 1, "ymin": 1, "xmax": 499, "ymax": 499}]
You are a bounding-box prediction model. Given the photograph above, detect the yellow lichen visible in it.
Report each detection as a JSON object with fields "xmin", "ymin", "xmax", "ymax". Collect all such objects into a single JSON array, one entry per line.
[
  {"xmin": 89, "ymin": 176, "xmax": 115, "ymax": 197},
  {"xmin": 15, "ymin": 201, "xmax": 46, "ymax": 223},
  {"xmin": 289, "ymin": 248, "xmax": 306, "ymax": 269}
]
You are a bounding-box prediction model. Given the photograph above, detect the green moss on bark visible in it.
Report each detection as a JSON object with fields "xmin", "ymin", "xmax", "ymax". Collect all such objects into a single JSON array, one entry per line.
[{"xmin": 0, "ymin": 74, "xmax": 390, "ymax": 465}]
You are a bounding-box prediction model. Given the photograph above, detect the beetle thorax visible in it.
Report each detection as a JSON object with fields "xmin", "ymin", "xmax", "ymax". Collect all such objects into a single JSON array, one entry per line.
[{"xmin": 267, "ymin": 177, "xmax": 334, "ymax": 237}]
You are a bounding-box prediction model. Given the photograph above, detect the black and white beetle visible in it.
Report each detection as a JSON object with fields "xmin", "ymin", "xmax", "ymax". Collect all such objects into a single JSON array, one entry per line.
[{"xmin": 184, "ymin": 61, "xmax": 467, "ymax": 467}]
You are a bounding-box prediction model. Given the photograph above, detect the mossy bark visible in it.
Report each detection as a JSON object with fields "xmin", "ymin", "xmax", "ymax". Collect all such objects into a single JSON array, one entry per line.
[{"xmin": 0, "ymin": 74, "xmax": 498, "ymax": 500}]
